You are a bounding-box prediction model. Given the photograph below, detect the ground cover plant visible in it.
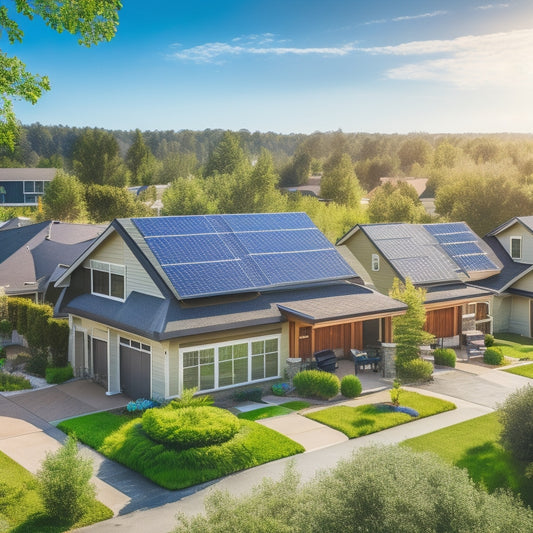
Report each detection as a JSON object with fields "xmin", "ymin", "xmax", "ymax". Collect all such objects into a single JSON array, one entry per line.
[
  {"xmin": 0, "ymin": 371, "xmax": 31, "ymax": 391},
  {"xmin": 172, "ymin": 446, "xmax": 533, "ymax": 533},
  {"xmin": 402, "ymin": 412, "xmax": 533, "ymax": 508},
  {"xmin": 305, "ymin": 391, "xmax": 455, "ymax": 438},
  {"xmin": 58, "ymin": 408, "xmax": 304, "ymax": 490},
  {"xmin": 237, "ymin": 401, "xmax": 310, "ymax": 421},
  {"xmin": 0, "ymin": 450, "xmax": 112, "ymax": 532},
  {"xmin": 503, "ymin": 363, "xmax": 533, "ymax": 379}
]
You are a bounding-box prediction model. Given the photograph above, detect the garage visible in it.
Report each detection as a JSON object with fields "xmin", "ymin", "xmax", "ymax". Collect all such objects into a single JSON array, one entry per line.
[
  {"xmin": 119, "ymin": 338, "xmax": 151, "ymax": 400},
  {"xmin": 92, "ymin": 337, "xmax": 108, "ymax": 387}
]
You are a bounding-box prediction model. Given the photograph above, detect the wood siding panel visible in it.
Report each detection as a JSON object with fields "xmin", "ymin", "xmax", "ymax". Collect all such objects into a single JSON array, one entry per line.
[{"xmin": 425, "ymin": 307, "xmax": 459, "ymax": 338}]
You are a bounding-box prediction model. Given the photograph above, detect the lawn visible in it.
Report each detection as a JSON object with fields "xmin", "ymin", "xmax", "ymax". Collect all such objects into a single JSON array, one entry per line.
[
  {"xmin": 304, "ymin": 391, "xmax": 455, "ymax": 439},
  {"xmin": 237, "ymin": 401, "xmax": 310, "ymax": 421},
  {"xmin": 402, "ymin": 412, "xmax": 533, "ymax": 508},
  {"xmin": 58, "ymin": 410, "xmax": 304, "ymax": 490},
  {"xmin": 494, "ymin": 333, "xmax": 533, "ymax": 360},
  {"xmin": 0, "ymin": 450, "xmax": 112, "ymax": 533},
  {"xmin": 503, "ymin": 363, "xmax": 533, "ymax": 379}
]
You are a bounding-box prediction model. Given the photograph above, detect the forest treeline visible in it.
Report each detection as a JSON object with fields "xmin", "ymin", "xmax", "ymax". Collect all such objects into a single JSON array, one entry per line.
[{"xmin": 2, "ymin": 124, "xmax": 533, "ymax": 239}]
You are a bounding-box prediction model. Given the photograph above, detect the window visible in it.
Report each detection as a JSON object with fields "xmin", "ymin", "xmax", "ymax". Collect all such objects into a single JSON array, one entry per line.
[
  {"xmin": 180, "ymin": 335, "xmax": 280, "ymax": 392},
  {"xmin": 371, "ymin": 254, "xmax": 380, "ymax": 271},
  {"xmin": 119, "ymin": 337, "xmax": 151, "ymax": 353},
  {"xmin": 510, "ymin": 236, "xmax": 522, "ymax": 259},
  {"xmin": 90, "ymin": 260, "xmax": 125, "ymax": 300}
]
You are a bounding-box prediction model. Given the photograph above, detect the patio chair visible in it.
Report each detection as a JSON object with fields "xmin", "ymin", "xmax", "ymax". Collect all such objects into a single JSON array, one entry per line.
[{"xmin": 351, "ymin": 348, "xmax": 381, "ymax": 374}]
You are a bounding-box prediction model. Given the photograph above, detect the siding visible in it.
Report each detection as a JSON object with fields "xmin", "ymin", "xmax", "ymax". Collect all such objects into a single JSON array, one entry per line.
[
  {"xmin": 495, "ymin": 224, "xmax": 533, "ymax": 263},
  {"xmin": 340, "ymin": 231, "xmax": 398, "ymax": 295},
  {"xmin": 508, "ymin": 295, "xmax": 530, "ymax": 336},
  {"xmin": 492, "ymin": 295, "xmax": 511, "ymax": 332},
  {"xmin": 509, "ymin": 270, "xmax": 533, "ymax": 293}
]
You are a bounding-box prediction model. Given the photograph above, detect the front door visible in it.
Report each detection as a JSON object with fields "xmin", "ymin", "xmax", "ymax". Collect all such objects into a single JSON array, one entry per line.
[{"xmin": 298, "ymin": 327, "xmax": 312, "ymax": 358}]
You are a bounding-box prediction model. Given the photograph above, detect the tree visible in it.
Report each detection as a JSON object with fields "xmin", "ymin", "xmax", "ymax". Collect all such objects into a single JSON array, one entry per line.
[
  {"xmin": 499, "ymin": 385, "xmax": 533, "ymax": 462},
  {"xmin": 42, "ymin": 170, "xmax": 86, "ymax": 222},
  {"xmin": 0, "ymin": 1, "xmax": 121, "ymax": 150},
  {"xmin": 125, "ymin": 129, "xmax": 156, "ymax": 185},
  {"xmin": 156, "ymin": 152, "xmax": 198, "ymax": 183},
  {"xmin": 204, "ymin": 131, "xmax": 249, "ymax": 177},
  {"xmin": 85, "ymin": 184, "xmax": 150, "ymax": 223},
  {"xmin": 367, "ymin": 181, "xmax": 427, "ymax": 223},
  {"xmin": 398, "ymin": 137, "xmax": 433, "ymax": 173},
  {"xmin": 72, "ymin": 129, "xmax": 129, "ymax": 186},
  {"xmin": 320, "ymin": 153, "xmax": 364, "ymax": 206},
  {"xmin": 37, "ymin": 436, "xmax": 96, "ymax": 523},
  {"xmin": 249, "ymin": 149, "xmax": 286, "ymax": 212},
  {"xmin": 161, "ymin": 177, "xmax": 213, "ymax": 216}
]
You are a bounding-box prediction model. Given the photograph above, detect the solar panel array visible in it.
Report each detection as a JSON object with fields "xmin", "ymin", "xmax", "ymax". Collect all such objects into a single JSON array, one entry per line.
[
  {"xmin": 132, "ymin": 213, "xmax": 355, "ymax": 299},
  {"xmin": 424, "ymin": 223, "xmax": 499, "ymax": 273}
]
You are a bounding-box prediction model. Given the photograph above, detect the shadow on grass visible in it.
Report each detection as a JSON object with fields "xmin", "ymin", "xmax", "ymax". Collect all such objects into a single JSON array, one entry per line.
[
  {"xmin": 10, "ymin": 513, "xmax": 74, "ymax": 533},
  {"xmin": 456, "ymin": 442, "xmax": 533, "ymax": 508}
]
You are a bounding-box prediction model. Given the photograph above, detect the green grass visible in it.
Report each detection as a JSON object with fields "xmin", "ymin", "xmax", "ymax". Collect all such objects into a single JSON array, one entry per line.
[
  {"xmin": 58, "ymin": 411, "xmax": 304, "ymax": 490},
  {"xmin": 493, "ymin": 334, "xmax": 533, "ymax": 360},
  {"xmin": 304, "ymin": 391, "xmax": 455, "ymax": 439},
  {"xmin": 0, "ymin": 450, "xmax": 112, "ymax": 532},
  {"xmin": 237, "ymin": 401, "xmax": 310, "ymax": 421},
  {"xmin": 503, "ymin": 363, "xmax": 533, "ymax": 379},
  {"xmin": 402, "ymin": 412, "xmax": 533, "ymax": 508}
]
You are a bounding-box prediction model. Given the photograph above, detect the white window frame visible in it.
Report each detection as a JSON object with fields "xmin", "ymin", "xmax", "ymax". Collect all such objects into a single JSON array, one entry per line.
[
  {"xmin": 510, "ymin": 236, "xmax": 522, "ymax": 260},
  {"xmin": 178, "ymin": 334, "xmax": 281, "ymax": 395},
  {"xmin": 371, "ymin": 253, "xmax": 380, "ymax": 271},
  {"xmin": 90, "ymin": 259, "xmax": 126, "ymax": 301}
]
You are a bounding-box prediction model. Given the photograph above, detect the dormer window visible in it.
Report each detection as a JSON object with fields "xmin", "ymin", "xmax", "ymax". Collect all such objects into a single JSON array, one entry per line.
[
  {"xmin": 371, "ymin": 253, "xmax": 380, "ymax": 271},
  {"xmin": 510, "ymin": 236, "xmax": 522, "ymax": 260},
  {"xmin": 90, "ymin": 260, "xmax": 125, "ymax": 300}
]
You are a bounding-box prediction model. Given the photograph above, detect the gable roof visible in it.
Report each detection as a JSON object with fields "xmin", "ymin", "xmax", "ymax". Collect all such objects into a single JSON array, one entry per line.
[
  {"xmin": 486, "ymin": 215, "xmax": 533, "ymax": 237},
  {"xmin": 337, "ymin": 222, "xmax": 501, "ymax": 285},
  {"xmin": 0, "ymin": 168, "xmax": 57, "ymax": 182},
  {"xmin": 0, "ymin": 221, "xmax": 103, "ymax": 296},
  {"xmin": 61, "ymin": 213, "xmax": 357, "ymax": 301}
]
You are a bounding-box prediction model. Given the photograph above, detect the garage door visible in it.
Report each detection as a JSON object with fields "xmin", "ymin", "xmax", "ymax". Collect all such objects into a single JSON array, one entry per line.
[
  {"xmin": 92, "ymin": 338, "xmax": 108, "ymax": 387},
  {"xmin": 120, "ymin": 344, "xmax": 151, "ymax": 399}
]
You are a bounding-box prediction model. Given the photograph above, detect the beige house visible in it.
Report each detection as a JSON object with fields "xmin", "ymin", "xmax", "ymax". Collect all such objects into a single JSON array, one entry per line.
[{"xmin": 55, "ymin": 213, "xmax": 406, "ymax": 400}]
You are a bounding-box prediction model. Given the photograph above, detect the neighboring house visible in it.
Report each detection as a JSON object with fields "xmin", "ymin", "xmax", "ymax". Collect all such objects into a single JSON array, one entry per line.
[
  {"xmin": 470, "ymin": 216, "xmax": 533, "ymax": 337},
  {"xmin": 0, "ymin": 217, "xmax": 33, "ymax": 231},
  {"xmin": 337, "ymin": 222, "xmax": 501, "ymax": 344},
  {"xmin": 281, "ymin": 176, "xmax": 322, "ymax": 199},
  {"xmin": 55, "ymin": 213, "xmax": 406, "ymax": 399},
  {"xmin": 0, "ymin": 220, "xmax": 103, "ymax": 304},
  {"xmin": 0, "ymin": 168, "xmax": 57, "ymax": 206}
]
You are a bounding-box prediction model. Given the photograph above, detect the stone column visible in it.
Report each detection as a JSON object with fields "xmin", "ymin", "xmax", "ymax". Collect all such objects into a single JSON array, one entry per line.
[
  {"xmin": 286, "ymin": 357, "xmax": 302, "ymax": 384},
  {"xmin": 380, "ymin": 343, "xmax": 397, "ymax": 379}
]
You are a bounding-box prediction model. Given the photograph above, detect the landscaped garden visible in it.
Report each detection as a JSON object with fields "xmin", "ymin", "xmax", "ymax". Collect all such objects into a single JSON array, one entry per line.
[
  {"xmin": 237, "ymin": 401, "xmax": 310, "ymax": 421},
  {"xmin": 0, "ymin": 449, "xmax": 112, "ymax": 533},
  {"xmin": 494, "ymin": 333, "xmax": 533, "ymax": 360},
  {"xmin": 304, "ymin": 390, "xmax": 455, "ymax": 438},
  {"xmin": 503, "ymin": 363, "xmax": 533, "ymax": 379}
]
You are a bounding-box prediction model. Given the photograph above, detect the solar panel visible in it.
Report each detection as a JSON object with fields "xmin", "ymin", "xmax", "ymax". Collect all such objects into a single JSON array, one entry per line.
[
  {"xmin": 424, "ymin": 222, "xmax": 470, "ymax": 235},
  {"xmin": 429, "ymin": 231, "xmax": 475, "ymax": 244},
  {"xmin": 442, "ymin": 242, "xmax": 484, "ymax": 256},
  {"xmin": 131, "ymin": 213, "xmax": 355, "ymax": 299},
  {"xmin": 453, "ymin": 254, "xmax": 498, "ymax": 272}
]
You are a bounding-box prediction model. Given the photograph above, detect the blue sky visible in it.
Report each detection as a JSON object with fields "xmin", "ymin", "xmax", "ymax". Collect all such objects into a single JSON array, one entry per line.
[{"xmin": 10, "ymin": 0, "xmax": 533, "ymax": 134}]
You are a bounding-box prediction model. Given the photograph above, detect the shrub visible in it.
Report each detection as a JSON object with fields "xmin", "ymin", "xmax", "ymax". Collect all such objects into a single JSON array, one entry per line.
[
  {"xmin": 433, "ymin": 348, "xmax": 456, "ymax": 367},
  {"xmin": 484, "ymin": 347, "xmax": 504, "ymax": 365},
  {"xmin": 499, "ymin": 385, "xmax": 533, "ymax": 462},
  {"xmin": 0, "ymin": 346, "xmax": 5, "ymax": 359},
  {"xmin": 47, "ymin": 318, "xmax": 69, "ymax": 367},
  {"xmin": 484, "ymin": 334, "xmax": 495, "ymax": 347},
  {"xmin": 25, "ymin": 349, "xmax": 48, "ymax": 376},
  {"xmin": 293, "ymin": 369, "xmax": 340, "ymax": 400},
  {"xmin": 45, "ymin": 364, "xmax": 74, "ymax": 384},
  {"xmin": 0, "ymin": 318, "xmax": 12, "ymax": 337},
  {"xmin": 390, "ymin": 379, "xmax": 403, "ymax": 406},
  {"xmin": 272, "ymin": 382, "xmax": 291, "ymax": 396},
  {"xmin": 340, "ymin": 375, "xmax": 362, "ymax": 398},
  {"xmin": 37, "ymin": 436, "xmax": 96, "ymax": 523},
  {"xmin": 126, "ymin": 398, "xmax": 160, "ymax": 413},
  {"xmin": 169, "ymin": 387, "xmax": 214, "ymax": 408},
  {"xmin": 142, "ymin": 405, "xmax": 240, "ymax": 449},
  {"xmin": 0, "ymin": 372, "xmax": 31, "ymax": 391},
  {"xmin": 397, "ymin": 358, "xmax": 433, "ymax": 383},
  {"xmin": 233, "ymin": 387, "xmax": 263, "ymax": 403}
]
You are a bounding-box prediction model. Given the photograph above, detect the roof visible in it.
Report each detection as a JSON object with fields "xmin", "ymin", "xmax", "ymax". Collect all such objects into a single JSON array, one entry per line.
[
  {"xmin": 0, "ymin": 217, "xmax": 33, "ymax": 231},
  {"xmin": 0, "ymin": 221, "xmax": 104, "ymax": 296},
  {"xmin": 337, "ymin": 222, "xmax": 501, "ymax": 285},
  {"xmin": 369, "ymin": 177, "xmax": 428, "ymax": 198},
  {"xmin": 60, "ymin": 282, "xmax": 407, "ymax": 341},
  {"xmin": 486, "ymin": 215, "xmax": 533, "ymax": 236},
  {"xmin": 424, "ymin": 283, "xmax": 493, "ymax": 303},
  {"xmin": 0, "ymin": 168, "xmax": 57, "ymax": 182},
  {"xmin": 120, "ymin": 213, "xmax": 357, "ymax": 300},
  {"xmin": 467, "ymin": 236, "xmax": 533, "ymax": 293}
]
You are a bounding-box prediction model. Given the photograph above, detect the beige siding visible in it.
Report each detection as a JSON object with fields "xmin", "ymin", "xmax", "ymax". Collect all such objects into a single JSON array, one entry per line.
[
  {"xmin": 86, "ymin": 231, "xmax": 124, "ymax": 266},
  {"xmin": 495, "ymin": 224, "xmax": 533, "ymax": 263},
  {"xmin": 509, "ymin": 295, "xmax": 530, "ymax": 336},
  {"xmin": 151, "ymin": 342, "xmax": 166, "ymax": 399},
  {"xmin": 492, "ymin": 295, "xmax": 511, "ymax": 333},
  {"xmin": 341, "ymin": 231, "xmax": 397, "ymax": 295},
  {"xmin": 509, "ymin": 270, "xmax": 533, "ymax": 293}
]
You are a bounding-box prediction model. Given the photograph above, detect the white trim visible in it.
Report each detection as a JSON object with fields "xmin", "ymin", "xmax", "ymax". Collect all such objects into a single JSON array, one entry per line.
[{"xmin": 90, "ymin": 259, "xmax": 126, "ymax": 301}]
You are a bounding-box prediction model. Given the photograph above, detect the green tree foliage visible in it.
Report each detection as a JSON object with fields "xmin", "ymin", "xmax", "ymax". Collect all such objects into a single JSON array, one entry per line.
[
  {"xmin": 320, "ymin": 153, "xmax": 364, "ymax": 206},
  {"xmin": 398, "ymin": 137, "xmax": 433, "ymax": 173},
  {"xmin": 42, "ymin": 170, "xmax": 87, "ymax": 222},
  {"xmin": 368, "ymin": 181, "xmax": 427, "ymax": 223},
  {"xmin": 0, "ymin": 1, "xmax": 121, "ymax": 150},
  {"xmin": 249, "ymin": 149, "xmax": 286, "ymax": 212},
  {"xmin": 37, "ymin": 436, "xmax": 96, "ymax": 523},
  {"xmin": 125, "ymin": 129, "xmax": 156, "ymax": 185},
  {"xmin": 204, "ymin": 131, "xmax": 249, "ymax": 177},
  {"xmin": 433, "ymin": 140, "xmax": 460, "ymax": 169},
  {"xmin": 85, "ymin": 184, "xmax": 150, "ymax": 222},
  {"xmin": 280, "ymin": 143, "xmax": 313, "ymax": 186},
  {"xmin": 156, "ymin": 152, "xmax": 198, "ymax": 183},
  {"xmin": 355, "ymin": 154, "xmax": 399, "ymax": 191},
  {"xmin": 499, "ymin": 385, "xmax": 533, "ymax": 462},
  {"xmin": 173, "ymin": 446, "xmax": 533, "ymax": 533},
  {"xmin": 389, "ymin": 277, "xmax": 434, "ymax": 367},
  {"xmin": 73, "ymin": 128, "xmax": 129, "ymax": 186},
  {"xmin": 162, "ymin": 177, "xmax": 214, "ymax": 216}
]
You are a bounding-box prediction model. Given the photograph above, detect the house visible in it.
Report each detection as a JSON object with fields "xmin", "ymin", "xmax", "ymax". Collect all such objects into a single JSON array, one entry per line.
[
  {"xmin": 54, "ymin": 213, "xmax": 407, "ymax": 399},
  {"xmin": 469, "ymin": 216, "xmax": 533, "ymax": 337},
  {"xmin": 0, "ymin": 168, "xmax": 57, "ymax": 206},
  {"xmin": 337, "ymin": 222, "xmax": 501, "ymax": 345},
  {"xmin": 0, "ymin": 220, "xmax": 103, "ymax": 304}
]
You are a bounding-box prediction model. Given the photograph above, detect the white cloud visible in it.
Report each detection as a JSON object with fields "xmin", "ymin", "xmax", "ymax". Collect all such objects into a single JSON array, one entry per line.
[
  {"xmin": 476, "ymin": 4, "xmax": 509, "ymax": 10},
  {"xmin": 392, "ymin": 11, "xmax": 447, "ymax": 22}
]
